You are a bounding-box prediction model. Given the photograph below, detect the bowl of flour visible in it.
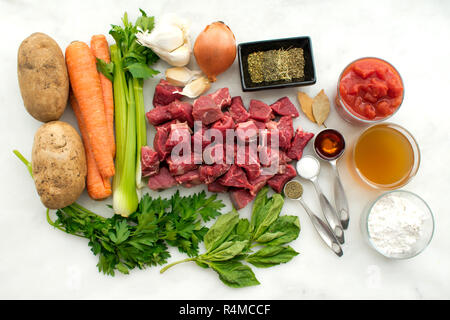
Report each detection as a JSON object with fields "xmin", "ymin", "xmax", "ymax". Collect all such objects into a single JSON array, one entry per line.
[{"xmin": 362, "ymin": 190, "xmax": 434, "ymax": 259}]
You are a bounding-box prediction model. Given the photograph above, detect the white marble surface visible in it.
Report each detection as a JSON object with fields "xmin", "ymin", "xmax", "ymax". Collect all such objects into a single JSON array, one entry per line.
[{"xmin": 1, "ymin": 0, "xmax": 449, "ymax": 299}]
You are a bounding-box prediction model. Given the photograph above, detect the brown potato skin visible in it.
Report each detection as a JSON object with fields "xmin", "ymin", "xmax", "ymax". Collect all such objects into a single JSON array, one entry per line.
[
  {"xmin": 18, "ymin": 33, "xmax": 69, "ymax": 122},
  {"xmin": 32, "ymin": 121, "xmax": 87, "ymax": 209}
]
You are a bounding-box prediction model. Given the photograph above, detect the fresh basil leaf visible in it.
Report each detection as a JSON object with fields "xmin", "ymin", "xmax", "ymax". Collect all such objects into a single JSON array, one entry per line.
[
  {"xmin": 126, "ymin": 63, "xmax": 159, "ymax": 79},
  {"xmin": 208, "ymin": 260, "xmax": 260, "ymax": 288},
  {"xmin": 246, "ymin": 246, "xmax": 299, "ymax": 268},
  {"xmin": 204, "ymin": 211, "xmax": 239, "ymax": 252},
  {"xmin": 251, "ymin": 186, "xmax": 269, "ymax": 230},
  {"xmin": 252, "ymin": 194, "xmax": 284, "ymax": 240},
  {"xmin": 203, "ymin": 240, "xmax": 248, "ymax": 261},
  {"xmin": 256, "ymin": 215, "xmax": 300, "ymax": 246},
  {"xmin": 96, "ymin": 58, "xmax": 114, "ymax": 82}
]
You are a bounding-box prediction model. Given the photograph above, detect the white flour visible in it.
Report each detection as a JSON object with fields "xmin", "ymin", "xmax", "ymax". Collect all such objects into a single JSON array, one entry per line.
[{"xmin": 368, "ymin": 193, "xmax": 429, "ymax": 257}]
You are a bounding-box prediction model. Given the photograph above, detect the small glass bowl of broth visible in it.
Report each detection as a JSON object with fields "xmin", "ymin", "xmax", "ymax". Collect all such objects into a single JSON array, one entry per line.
[{"xmin": 352, "ymin": 123, "xmax": 420, "ymax": 189}]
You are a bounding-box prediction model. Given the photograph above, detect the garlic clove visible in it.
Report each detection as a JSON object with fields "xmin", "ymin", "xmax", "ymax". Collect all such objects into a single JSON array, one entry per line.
[
  {"xmin": 180, "ymin": 76, "xmax": 211, "ymax": 98},
  {"xmin": 161, "ymin": 43, "xmax": 192, "ymax": 67},
  {"xmin": 146, "ymin": 24, "xmax": 184, "ymax": 52},
  {"xmin": 165, "ymin": 67, "xmax": 202, "ymax": 87}
]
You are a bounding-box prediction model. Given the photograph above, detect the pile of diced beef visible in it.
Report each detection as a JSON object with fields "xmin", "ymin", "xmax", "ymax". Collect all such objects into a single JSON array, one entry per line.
[{"xmin": 142, "ymin": 79, "xmax": 314, "ymax": 210}]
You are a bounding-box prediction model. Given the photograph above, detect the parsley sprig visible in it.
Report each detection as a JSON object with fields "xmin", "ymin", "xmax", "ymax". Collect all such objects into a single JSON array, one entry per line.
[{"xmin": 47, "ymin": 191, "xmax": 224, "ymax": 276}]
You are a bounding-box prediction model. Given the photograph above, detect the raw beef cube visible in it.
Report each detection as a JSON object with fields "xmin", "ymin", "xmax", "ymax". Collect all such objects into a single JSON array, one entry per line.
[
  {"xmin": 208, "ymin": 88, "xmax": 231, "ymax": 108},
  {"xmin": 249, "ymin": 99, "xmax": 274, "ymax": 122},
  {"xmin": 192, "ymin": 95, "xmax": 224, "ymax": 125},
  {"xmin": 208, "ymin": 180, "xmax": 229, "ymax": 193},
  {"xmin": 235, "ymin": 120, "xmax": 258, "ymax": 143},
  {"xmin": 267, "ymin": 164, "xmax": 297, "ymax": 193},
  {"xmin": 230, "ymin": 189, "xmax": 255, "ymax": 210},
  {"xmin": 211, "ymin": 114, "xmax": 235, "ymax": 138},
  {"xmin": 248, "ymin": 173, "xmax": 274, "ymax": 196},
  {"xmin": 270, "ymin": 96, "xmax": 300, "ymax": 118},
  {"xmin": 147, "ymin": 167, "xmax": 177, "ymax": 190},
  {"xmin": 203, "ymin": 143, "xmax": 225, "ymax": 165},
  {"xmin": 165, "ymin": 122, "xmax": 192, "ymax": 150},
  {"xmin": 153, "ymin": 79, "xmax": 183, "ymax": 107},
  {"xmin": 277, "ymin": 116, "xmax": 294, "ymax": 150},
  {"xmin": 153, "ymin": 125, "xmax": 170, "ymax": 160},
  {"xmin": 252, "ymin": 119, "xmax": 267, "ymax": 130},
  {"xmin": 146, "ymin": 105, "xmax": 172, "ymax": 125},
  {"xmin": 236, "ymin": 145, "xmax": 261, "ymax": 180},
  {"xmin": 279, "ymin": 150, "xmax": 293, "ymax": 164},
  {"xmin": 175, "ymin": 169, "xmax": 202, "ymax": 187},
  {"xmin": 286, "ymin": 128, "xmax": 314, "ymax": 160},
  {"xmin": 141, "ymin": 146, "xmax": 160, "ymax": 177},
  {"xmin": 199, "ymin": 163, "xmax": 231, "ymax": 184},
  {"xmin": 168, "ymin": 100, "xmax": 194, "ymax": 127},
  {"xmin": 218, "ymin": 164, "xmax": 252, "ymax": 189},
  {"xmin": 229, "ymin": 96, "xmax": 250, "ymax": 123},
  {"xmin": 166, "ymin": 154, "xmax": 198, "ymax": 176}
]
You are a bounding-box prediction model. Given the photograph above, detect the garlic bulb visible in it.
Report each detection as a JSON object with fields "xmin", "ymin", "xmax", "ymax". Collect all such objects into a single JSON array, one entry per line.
[
  {"xmin": 180, "ymin": 76, "xmax": 211, "ymax": 98},
  {"xmin": 136, "ymin": 13, "xmax": 191, "ymax": 67},
  {"xmin": 165, "ymin": 67, "xmax": 201, "ymax": 86}
]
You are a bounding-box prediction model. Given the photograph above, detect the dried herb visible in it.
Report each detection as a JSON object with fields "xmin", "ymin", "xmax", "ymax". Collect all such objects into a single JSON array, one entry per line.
[
  {"xmin": 298, "ymin": 91, "xmax": 315, "ymax": 122},
  {"xmin": 248, "ymin": 47, "xmax": 305, "ymax": 83},
  {"xmin": 312, "ymin": 89, "xmax": 330, "ymax": 126}
]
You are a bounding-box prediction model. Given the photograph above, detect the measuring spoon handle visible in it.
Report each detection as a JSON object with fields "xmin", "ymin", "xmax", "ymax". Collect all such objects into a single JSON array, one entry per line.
[
  {"xmin": 331, "ymin": 161, "xmax": 350, "ymax": 230},
  {"xmin": 312, "ymin": 180, "xmax": 345, "ymax": 244},
  {"xmin": 299, "ymin": 199, "xmax": 343, "ymax": 257}
]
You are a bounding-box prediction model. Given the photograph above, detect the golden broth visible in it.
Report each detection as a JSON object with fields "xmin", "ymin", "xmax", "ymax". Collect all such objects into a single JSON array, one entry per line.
[{"xmin": 354, "ymin": 124, "xmax": 415, "ymax": 187}]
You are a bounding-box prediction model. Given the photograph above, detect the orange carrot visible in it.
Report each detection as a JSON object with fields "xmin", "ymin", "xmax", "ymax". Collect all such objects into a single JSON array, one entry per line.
[
  {"xmin": 70, "ymin": 91, "xmax": 112, "ymax": 200},
  {"xmin": 65, "ymin": 41, "xmax": 115, "ymax": 178},
  {"xmin": 90, "ymin": 35, "xmax": 115, "ymax": 158}
]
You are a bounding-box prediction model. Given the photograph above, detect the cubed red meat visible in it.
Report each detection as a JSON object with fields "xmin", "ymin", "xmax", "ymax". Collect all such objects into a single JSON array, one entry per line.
[
  {"xmin": 166, "ymin": 154, "xmax": 198, "ymax": 176},
  {"xmin": 153, "ymin": 125, "xmax": 170, "ymax": 160},
  {"xmin": 230, "ymin": 188, "xmax": 255, "ymax": 210},
  {"xmin": 229, "ymin": 96, "xmax": 250, "ymax": 123},
  {"xmin": 218, "ymin": 164, "xmax": 252, "ymax": 189},
  {"xmin": 267, "ymin": 164, "xmax": 297, "ymax": 193},
  {"xmin": 249, "ymin": 99, "xmax": 274, "ymax": 122},
  {"xmin": 208, "ymin": 88, "xmax": 231, "ymax": 108},
  {"xmin": 146, "ymin": 105, "xmax": 172, "ymax": 126},
  {"xmin": 199, "ymin": 163, "xmax": 231, "ymax": 184},
  {"xmin": 248, "ymin": 173, "xmax": 274, "ymax": 196},
  {"xmin": 147, "ymin": 167, "xmax": 177, "ymax": 191},
  {"xmin": 235, "ymin": 120, "xmax": 258, "ymax": 143},
  {"xmin": 270, "ymin": 97, "xmax": 300, "ymax": 118},
  {"xmin": 153, "ymin": 79, "xmax": 183, "ymax": 107},
  {"xmin": 236, "ymin": 145, "xmax": 261, "ymax": 180},
  {"xmin": 175, "ymin": 169, "xmax": 202, "ymax": 187},
  {"xmin": 141, "ymin": 146, "xmax": 160, "ymax": 177},
  {"xmin": 286, "ymin": 128, "xmax": 314, "ymax": 160},
  {"xmin": 168, "ymin": 100, "xmax": 194, "ymax": 127},
  {"xmin": 165, "ymin": 122, "xmax": 192, "ymax": 150},
  {"xmin": 211, "ymin": 114, "xmax": 235, "ymax": 138},
  {"xmin": 192, "ymin": 95, "xmax": 224, "ymax": 125},
  {"xmin": 208, "ymin": 180, "xmax": 229, "ymax": 193}
]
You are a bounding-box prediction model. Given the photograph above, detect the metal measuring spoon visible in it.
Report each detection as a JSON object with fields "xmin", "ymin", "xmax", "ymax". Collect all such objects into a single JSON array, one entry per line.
[
  {"xmin": 313, "ymin": 129, "xmax": 350, "ymax": 229},
  {"xmin": 296, "ymin": 155, "xmax": 345, "ymax": 244},
  {"xmin": 284, "ymin": 180, "xmax": 343, "ymax": 257}
]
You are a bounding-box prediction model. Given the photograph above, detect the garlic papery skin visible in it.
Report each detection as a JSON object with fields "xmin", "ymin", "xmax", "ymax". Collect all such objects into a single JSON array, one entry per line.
[
  {"xmin": 180, "ymin": 76, "xmax": 211, "ymax": 98},
  {"xmin": 136, "ymin": 13, "xmax": 191, "ymax": 67},
  {"xmin": 165, "ymin": 67, "xmax": 202, "ymax": 86}
]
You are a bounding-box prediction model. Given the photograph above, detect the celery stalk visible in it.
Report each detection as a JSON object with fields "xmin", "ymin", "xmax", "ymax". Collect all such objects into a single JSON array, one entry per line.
[
  {"xmin": 111, "ymin": 45, "xmax": 138, "ymax": 217},
  {"xmin": 133, "ymin": 78, "xmax": 147, "ymax": 189}
]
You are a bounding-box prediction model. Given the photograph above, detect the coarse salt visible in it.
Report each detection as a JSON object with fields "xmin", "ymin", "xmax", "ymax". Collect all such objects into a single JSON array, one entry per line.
[{"xmin": 368, "ymin": 193, "xmax": 429, "ymax": 257}]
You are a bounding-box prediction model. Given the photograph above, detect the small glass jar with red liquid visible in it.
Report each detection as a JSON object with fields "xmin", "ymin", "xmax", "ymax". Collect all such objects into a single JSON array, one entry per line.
[{"xmin": 314, "ymin": 129, "xmax": 345, "ymax": 161}]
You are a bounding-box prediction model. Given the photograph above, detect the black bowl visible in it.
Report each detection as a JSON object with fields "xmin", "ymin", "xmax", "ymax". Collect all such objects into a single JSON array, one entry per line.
[{"xmin": 238, "ymin": 36, "xmax": 316, "ymax": 91}]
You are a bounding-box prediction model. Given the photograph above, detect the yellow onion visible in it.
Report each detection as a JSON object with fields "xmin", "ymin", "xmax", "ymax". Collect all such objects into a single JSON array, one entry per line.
[{"xmin": 193, "ymin": 21, "xmax": 236, "ymax": 82}]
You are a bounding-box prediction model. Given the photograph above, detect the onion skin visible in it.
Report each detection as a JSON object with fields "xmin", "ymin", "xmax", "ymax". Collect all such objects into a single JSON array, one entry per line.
[{"xmin": 194, "ymin": 21, "xmax": 236, "ymax": 82}]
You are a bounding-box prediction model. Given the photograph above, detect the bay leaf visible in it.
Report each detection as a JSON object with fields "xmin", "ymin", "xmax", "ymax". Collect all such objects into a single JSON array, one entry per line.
[
  {"xmin": 312, "ymin": 89, "xmax": 330, "ymax": 126},
  {"xmin": 297, "ymin": 91, "xmax": 315, "ymax": 123}
]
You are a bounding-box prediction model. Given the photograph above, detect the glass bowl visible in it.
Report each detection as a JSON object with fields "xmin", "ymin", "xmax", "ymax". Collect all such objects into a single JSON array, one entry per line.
[
  {"xmin": 335, "ymin": 57, "xmax": 404, "ymax": 125},
  {"xmin": 352, "ymin": 122, "xmax": 420, "ymax": 190},
  {"xmin": 361, "ymin": 190, "xmax": 434, "ymax": 259}
]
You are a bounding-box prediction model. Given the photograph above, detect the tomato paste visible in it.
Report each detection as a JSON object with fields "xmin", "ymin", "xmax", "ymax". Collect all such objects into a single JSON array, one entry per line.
[{"xmin": 338, "ymin": 58, "xmax": 403, "ymax": 121}]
